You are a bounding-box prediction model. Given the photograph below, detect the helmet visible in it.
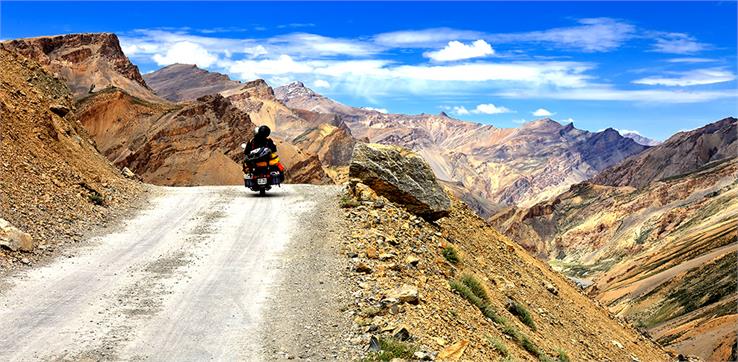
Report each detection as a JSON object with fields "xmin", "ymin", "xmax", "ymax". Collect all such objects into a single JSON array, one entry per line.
[{"xmin": 255, "ymin": 125, "xmax": 271, "ymax": 138}]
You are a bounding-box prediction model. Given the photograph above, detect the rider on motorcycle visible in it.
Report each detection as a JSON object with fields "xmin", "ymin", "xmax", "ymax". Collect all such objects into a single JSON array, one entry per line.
[{"xmin": 243, "ymin": 125, "xmax": 277, "ymax": 173}]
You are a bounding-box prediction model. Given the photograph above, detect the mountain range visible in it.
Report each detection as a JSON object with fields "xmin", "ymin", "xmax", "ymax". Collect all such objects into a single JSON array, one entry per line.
[{"xmin": 2, "ymin": 32, "xmax": 735, "ymax": 361}]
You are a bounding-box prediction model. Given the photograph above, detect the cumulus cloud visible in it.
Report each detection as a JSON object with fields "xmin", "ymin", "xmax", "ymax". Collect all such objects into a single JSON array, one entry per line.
[
  {"xmin": 632, "ymin": 68, "xmax": 735, "ymax": 87},
  {"xmin": 362, "ymin": 107, "xmax": 388, "ymax": 113},
  {"xmin": 228, "ymin": 54, "xmax": 313, "ymax": 80},
  {"xmin": 532, "ymin": 108, "xmax": 554, "ymax": 117},
  {"xmin": 424, "ymin": 40, "xmax": 494, "ymax": 62},
  {"xmin": 151, "ymin": 41, "xmax": 218, "ymax": 67},
  {"xmin": 313, "ymin": 79, "xmax": 331, "ymax": 89},
  {"xmin": 244, "ymin": 45, "xmax": 268, "ymax": 58}
]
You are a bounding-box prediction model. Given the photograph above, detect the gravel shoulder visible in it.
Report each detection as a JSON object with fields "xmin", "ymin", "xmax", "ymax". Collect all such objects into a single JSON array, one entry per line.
[{"xmin": 260, "ymin": 185, "xmax": 359, "ymax": 361}]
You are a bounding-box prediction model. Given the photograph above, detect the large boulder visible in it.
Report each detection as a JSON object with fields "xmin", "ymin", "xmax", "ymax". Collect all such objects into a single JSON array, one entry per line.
[
  {"xmin": 349, "ymin": 143, "xmax": 451, "ymax": 220},
  {"xmin": 0, "ymin": 218, "xmax": 35, "ymax": 252}
]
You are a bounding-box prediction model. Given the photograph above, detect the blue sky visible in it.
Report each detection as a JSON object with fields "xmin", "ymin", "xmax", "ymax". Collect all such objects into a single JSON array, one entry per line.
[{"xmin": 2, "ymin": 1, "xmax": 737, "ymax": 140}]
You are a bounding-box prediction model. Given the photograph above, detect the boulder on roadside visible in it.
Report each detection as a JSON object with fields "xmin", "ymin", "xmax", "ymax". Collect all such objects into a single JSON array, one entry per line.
[
  {"xmin": 349, "ymin": 143, "xmax": 450, "ymax": 221},
  {"xmin": 0, "ymin": 218, "xmax": 35, "ymax": 252}
]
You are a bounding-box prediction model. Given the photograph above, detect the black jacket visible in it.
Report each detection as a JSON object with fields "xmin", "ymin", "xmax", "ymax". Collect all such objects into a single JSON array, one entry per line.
[{"xmin": 245, "ymin": 137, "xmax": 277, "ymax": 153}]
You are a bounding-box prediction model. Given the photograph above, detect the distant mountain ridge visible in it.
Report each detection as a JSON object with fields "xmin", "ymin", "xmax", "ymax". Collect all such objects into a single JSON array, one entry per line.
[
  {"xmin": 491, "ymin": 117, "xmax": 738, "ymax": 361},
  {"xmin": 275, "ymin": 82, "xmax": 648, "ymax": 211},
  {"xmin": 143, "ymin": 63, "xmax": 244, "ymax": 102}
]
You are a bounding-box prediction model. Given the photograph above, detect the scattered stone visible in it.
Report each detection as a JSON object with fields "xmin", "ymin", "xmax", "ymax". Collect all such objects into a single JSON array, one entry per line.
[
  {"xmin": 49, "ymin": 104, "xmax": 70, "ymax": 117},
  {"xmin": 384, "ymin": 284, "xmax": 419, "ymax": 304},
  {"xmin": 405, "ymin": 255, "xmax": 420, "ymax": 267},
  {"xmin": 392, "ymin": 325, "xmax": 411, "ymax": 341},
  {"xmin": 437, "ymin": 339, "xmax": 469, "ymax": 361},
  {"xmin": 355, "ymin": 262, "xmax": 373, "ymax": 274},
  {"xmin": 368, "ymin": 335, "xmax": 381, "ymax": 352},
  {"xmin": 544, "ymin": 282, "xmax": 559, "ymax": 295},
  {"xmin": 366, "ymin": 247, "xmax": 379, "ymax": 259},
  {"xmin": 378, "ymin": 252, "xmax": 394, "ymax": 261},
  {"xmin": 122, "ymin": 167, "xmax": 136, "ymax": 179},
  {"xmin": 612, "ymin": 340, "xmax": 624, "ymax": 349},
  {"xmin": 413, "ymin": 351, "xmax": 433, "ymax": 361}
]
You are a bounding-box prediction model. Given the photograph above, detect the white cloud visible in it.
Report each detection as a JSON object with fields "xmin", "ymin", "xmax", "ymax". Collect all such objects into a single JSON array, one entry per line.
[
  {"xmin": 424, "ymin": 40, "xmax": 495, "ymax": 62},
  {"xmin": 450, "ymin": 103, "xmax": 512, "ymax": 115},
  {"xmin": 490, "ymin": 18, "xmax": 636, "ymax": 52},
  {"xmin": 561, "ymin": 117, "xmax": 575, "ymax": 124},
  {"xmin": 532, "ymin": 108, "xmax": 554, "ymax": 117},
  {"xmin": 373, "ymin": 28, "xmax": 483, "ymax": 47},
  {"xmin": 666, "ymin": 57, "xmax": 715, "ymax": 64},
  {"xmin": 651, "ymin": 33, "xmax": 708, "ymax": 54},
  {"xmin": 362, "ymin": 107, "xmax": 388, "ymax": 113},
  {"xmin": 632, "ymin": 68, "xmax": 735, "ymax": 87},
  {"xmin": 151, "ymin": 41, "xmax": 218, "ymax": 67},
  {"xmin": 267, "ymin": 33, "xmax": 379, "ymax": 57},
  {"xmin": 313, "ymin": 79, "xmax": 331, "ymax": 89},
  {"xmin": 228, "ymin": 54, "xmax": 313, "ymax": 80},
  {"xmin": 244, "ymin": 45, "xmax": 268, "ymax": 58}
]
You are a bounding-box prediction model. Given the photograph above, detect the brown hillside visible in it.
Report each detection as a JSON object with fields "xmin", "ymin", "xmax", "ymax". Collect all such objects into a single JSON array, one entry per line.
[
  {"xmin": 340, "ymin": 185, "xmax": 670, "ymax": 361},
  {"xmin": 0, "ymin": 46, "xmax": 141, "ymax": 267}
]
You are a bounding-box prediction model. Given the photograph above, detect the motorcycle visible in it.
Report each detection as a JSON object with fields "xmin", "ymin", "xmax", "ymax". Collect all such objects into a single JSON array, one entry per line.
[{"xmin": 241, "ymin": 144, "xmax": 285, "ymax": 196}]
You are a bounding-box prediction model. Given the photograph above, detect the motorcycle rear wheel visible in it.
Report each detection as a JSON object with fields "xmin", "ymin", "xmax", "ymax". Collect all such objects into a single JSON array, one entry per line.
[{"xmin": 259, "ymin": 189, "xmax": 266, "ymax": 196}]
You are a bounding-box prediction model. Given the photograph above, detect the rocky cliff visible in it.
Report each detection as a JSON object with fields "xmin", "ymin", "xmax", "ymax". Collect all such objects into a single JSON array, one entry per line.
[
  {"xmin": 0, "ymin": 46, "xmax": 142, "ymax": 268},
  {"xmin": 491, "ymin": 118, "xmax": 738, "ymax": 361},
  {"xmin": 1, "ymin": 33, "xmax": 157, "ymax": 102}
]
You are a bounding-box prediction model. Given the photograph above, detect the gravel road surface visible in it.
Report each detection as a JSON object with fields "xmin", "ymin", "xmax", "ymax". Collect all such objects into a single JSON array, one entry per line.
[{"xmin": 0, "ymin": 185, "xmax": 352, "ymax": 361}]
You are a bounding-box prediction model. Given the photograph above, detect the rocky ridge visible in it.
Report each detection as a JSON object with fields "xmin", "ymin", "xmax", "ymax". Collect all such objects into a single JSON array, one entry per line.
[
  {"xmin": 491, "ymin": 117, "xmax": 738, "ymax": 361},
  {"xmin": 1, "ymin": 33, "xmax": 157, "ymax": 102},
  {"xmin": 274, "ymin": 82, "xmax": 648, "ymax": 210}
]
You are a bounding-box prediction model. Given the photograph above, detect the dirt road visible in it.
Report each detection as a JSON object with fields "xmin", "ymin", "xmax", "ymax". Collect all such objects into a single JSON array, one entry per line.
[{"xmin": 0, "ymin": 185, "xmax": 353, "ymax": 361}]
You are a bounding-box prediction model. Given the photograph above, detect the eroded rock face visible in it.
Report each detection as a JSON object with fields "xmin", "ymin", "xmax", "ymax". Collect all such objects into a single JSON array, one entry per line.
[
  {"xmin": 2, "ymin": 33, "xmax": 156, "ymax": 101},
  {"xmin": 349, "ymin": 143, "xmax": 450, "ymax": 221}
]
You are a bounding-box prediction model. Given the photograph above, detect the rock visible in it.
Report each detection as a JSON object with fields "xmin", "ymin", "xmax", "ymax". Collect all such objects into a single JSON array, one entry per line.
[
  {"xmin": 405, "ymin": 255, "xmax": 420, "ymax": 267},
  {"xmin": 392, "ymin": 325, "xmax": 411, "ymax": 341},
  {"xmin": 368, "ymin": 335, "xmax": 381, "ymax": 352},
  {"xmin": 378, "ymin": 252, "xmax": 394, "ymax": 261},
  {"xmin": 414, "ymin": 351, "xmax": 433, "ymax": 361},
  {"xmin": 121, "ymin": 167, "xmax": 136, "ymax": 178},
  {"xmin": 0, "ymin": 218, "xmax": 35, "ymax": 252},
  {"xmin": 366, "ymin": 247, "xmax": 379, "ymax": 259},
  {"xmin": 349, "ymin": 143, "xmax": 451, "ymax": 221},
  {"xmin": 544, "ymin": 282, "xmax": 559, "ymax": 295},
  {"xmin": 355, "ymin": 262, "xmax": 373, "ymax": 274},
  {"xmin": 437, "ymin": 339, "xmax": 469, "ymax": 361},
  {"xmin": 49, "ymin": 104, "xmax": 70, "ymax": 117},
  {"xmin": 612, "ymin": 340, "xmax": 624, "ymax": 349},
  {"xmin": 384, "ymin": 284, "xmax": 419, "ymax": 304}
]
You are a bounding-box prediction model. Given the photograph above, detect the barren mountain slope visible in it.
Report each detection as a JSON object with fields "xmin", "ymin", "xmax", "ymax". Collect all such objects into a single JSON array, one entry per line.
[
  {"xmin": 143, "ymin": 63, "xmax": 243, "ymax": 101},
  {"xmin": 1, "ymin": 33, "xmax": 158, "ymax": 102},
  {"xmin": 0, "ymin": 46, "xmax": 141, "ymax": 267},
  {"xmin": 340, "ymin": 184, "xmax": 670, "ymax": 361},
  {"xmin": 593, "ymin": 117, "xmax": 737, "ymax": 188},
  {"xmin": 275, "ymin": 82, "xmax": 648, "ymax": 209},
  {"xmin": 491, "ymin": 119, "xmax": 738, "ymax": 361}
]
